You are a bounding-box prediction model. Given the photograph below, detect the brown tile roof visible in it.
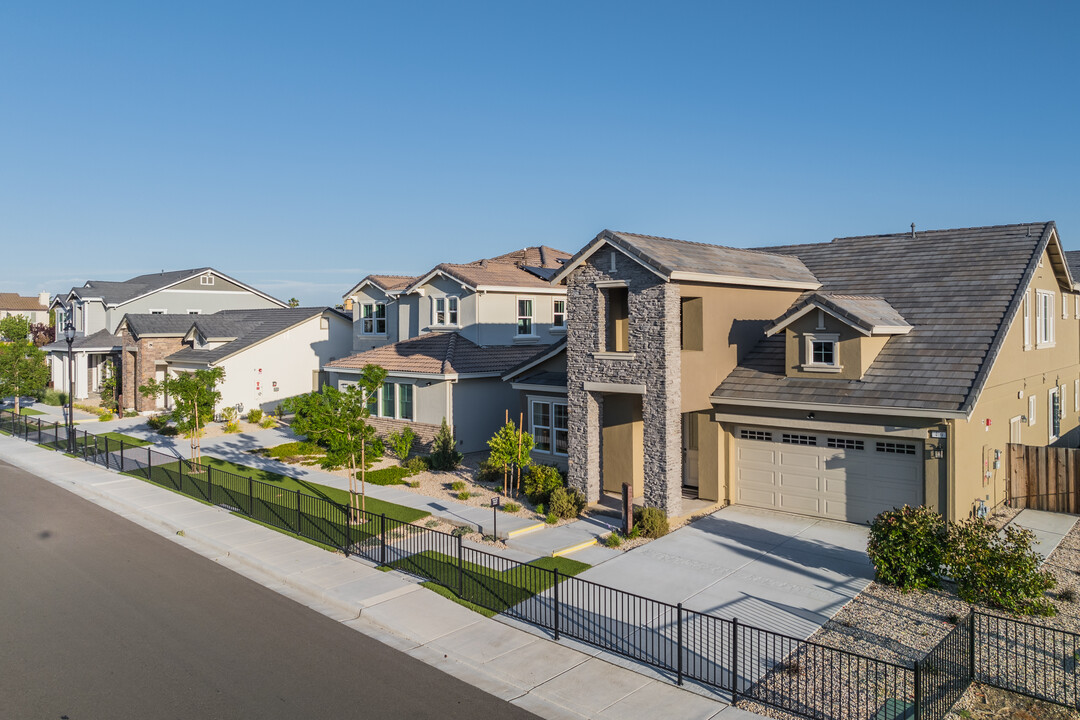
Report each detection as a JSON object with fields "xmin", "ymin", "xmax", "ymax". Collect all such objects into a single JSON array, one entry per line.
[
  {"xmin": 366, "ymin": 275, "xmax": 418, "ymax": 292},
  {"xmin": 713, "ymin": 222, "xmax": 1056, "ymax": 415},
  {"xmin": 325, "ymin": 333, "xmax": 553, "ymax": 376},
  {"xmin": 413, "ymin": 246, "xmax": 572, "ymax": 291},
  {"xmin": 0, "ymin": 293, "xmax": 48, "ymax": 311}
]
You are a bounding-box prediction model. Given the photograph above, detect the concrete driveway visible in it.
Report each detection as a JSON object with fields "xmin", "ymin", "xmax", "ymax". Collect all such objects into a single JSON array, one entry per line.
[{"xmin": 579, "ymin": 505, "xmax": 873, "ymax": 640}]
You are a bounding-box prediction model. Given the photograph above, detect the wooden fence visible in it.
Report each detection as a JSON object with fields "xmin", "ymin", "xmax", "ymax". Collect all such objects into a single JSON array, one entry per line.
[{"xmin": 1007, "ymin": 443, "xmax": 1080, "ymax": 513}]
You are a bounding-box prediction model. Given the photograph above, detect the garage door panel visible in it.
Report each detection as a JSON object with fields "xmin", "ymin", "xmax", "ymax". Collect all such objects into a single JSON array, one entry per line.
[{"xmin": 735, "ymin": 426, "xmax": 922, "ymax": 525}]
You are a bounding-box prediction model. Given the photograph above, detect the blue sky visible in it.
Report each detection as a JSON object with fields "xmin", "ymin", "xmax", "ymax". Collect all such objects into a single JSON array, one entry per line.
[{"xmin": 3, "ymin": 2, "xmax": 1078, "ymax": 306}]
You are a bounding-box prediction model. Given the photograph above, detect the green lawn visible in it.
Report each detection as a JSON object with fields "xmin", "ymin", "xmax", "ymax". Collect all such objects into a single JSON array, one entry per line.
[
  {"xmin": 389, "ymin": 551, "xmax": 590, "ymax": 615},
  {"xmin": 19, "ymin": 408, "xmax": 46, "ymax": 416},
  {"xmin": 176, "ymin": 455, "xmax": 428, "ymax": 525}
]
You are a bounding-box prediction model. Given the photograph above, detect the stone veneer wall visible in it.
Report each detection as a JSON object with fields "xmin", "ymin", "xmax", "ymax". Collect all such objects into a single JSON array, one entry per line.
[
  {"xmin": 119, "ymin": 329, "xmax": 186, "ymax": 412},
  {"xmin": 566, "ymin": 247, "xmax": 683, "ymax": 516},
  {"xmin": 368, "ymin": 417, "xmax": 441, "ymax": 454}
]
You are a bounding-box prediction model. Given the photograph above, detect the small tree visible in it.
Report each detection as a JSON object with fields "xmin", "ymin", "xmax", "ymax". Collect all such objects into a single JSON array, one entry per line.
[
  {"xmin": 388, "ymin": 426, "xmax": 416, "ymax": 462},
  {"xmin": 139, "ymin": 367, "xmax": 225, "ymax": 464},
  {"xmin": 98, "ymin": 358, "xmax": 119, "ymax": 412},
  {"xmin": 0, "ymin": 316, "xmax": 50, "ymax": 416},
  {"xmin": 287, "ymin": 297, "xmax": 300, "ymax": 308},
  {"xmin": 282, "ymin": 364, "xmax": 386, "ymax": 523},
  {"xmin": 428, "ymin": 418, "xmax": 463, "ymax": 471},
  {"xmin": 487, "ymin": 416, "xmax": 533, "ymax": 496}
]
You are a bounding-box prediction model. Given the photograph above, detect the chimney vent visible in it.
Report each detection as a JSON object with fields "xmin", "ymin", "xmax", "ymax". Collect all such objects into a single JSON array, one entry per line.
[{"xmin": 910, "ymin": 222, "xmax": 916, "ymax": 239}]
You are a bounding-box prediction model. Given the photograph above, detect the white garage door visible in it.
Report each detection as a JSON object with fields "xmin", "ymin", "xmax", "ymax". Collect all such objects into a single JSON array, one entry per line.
[{"xmin": 735, "ymin": 427, "xmax": 923, "ymax": 524}]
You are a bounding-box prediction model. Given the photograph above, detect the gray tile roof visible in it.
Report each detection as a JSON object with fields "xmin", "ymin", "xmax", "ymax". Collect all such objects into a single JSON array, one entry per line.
[
  {"xmin": 713, "ymin": 222, "xmax": 1056, "ymax": 415},
  {"xmin": 554, "ymin": 230, "xmax": 820, "ymax": 288},
  {"xmin": 1066, "ymin": 250, "xmax": 1080, "ymax": 281},
  {"xmin": 70, "ymin": 268, "xmax": 211, "ymax": 305},
  {"xmin": 162, "ymin": 308, "xmax": 342, "ymax": 365},
  {"xmin": 513, "ymin": 371, "xmax": 567, "ymax": 388},
  {"xmin": 121, "ymin": 314, "xmax": 203, "ymax": 336},
  {"xmin": 43, "ymin": 329, "xmax": 121, "ymax": 352},
  {"xmin": 325, "ymin": 333, "xmax": 551, "ymax": 376},
  {"xmin": 766, "ymin": 293, "xmax": 911, "ymax": 336}
]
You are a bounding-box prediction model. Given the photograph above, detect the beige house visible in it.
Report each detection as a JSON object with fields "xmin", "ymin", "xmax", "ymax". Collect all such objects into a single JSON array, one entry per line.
[
  {"xmin": 547, "ymin": 222, "xmax": 1079, "ymax": 523},
  {"xmin": 0, "ymin": 292, "xmax": 51, "ymax": 325}
]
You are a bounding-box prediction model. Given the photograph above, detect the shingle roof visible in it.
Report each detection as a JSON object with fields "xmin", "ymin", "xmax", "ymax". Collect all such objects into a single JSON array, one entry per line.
[
  {"xmin": 553, "ymin": 230, "xmax": 820, "ymax": 288},
  {"xmin": 1065, "ymin": 251, "xmax": 1080, "ymax": 282},
  {"xmin": 164, "ymin": 308, "xmax": 341, "ymax": 365},
  {"xmin": 121, "ymin": 314, "xmax": 203, "ymax": 336},
  {"xmin": 43, "ymin": 329, "xmax": 121, "ymax": 352},
  {"xmin": 324, "ymin": 333, "xmax": 551, "ymax": 376},
  {"xmin": 713, "ymin": 222, "xmax": 1056, "ymax": 415},
  {"xmin": 62, "ymin": 268, "xmax": 285, "ymax": 307},
  {"xmin": 0, "ymin": 293, "xmax": 48, "ymax": 311},
  {"xmin": 766, "ymin": 293, "xmax": 912, "ymax": 336}
]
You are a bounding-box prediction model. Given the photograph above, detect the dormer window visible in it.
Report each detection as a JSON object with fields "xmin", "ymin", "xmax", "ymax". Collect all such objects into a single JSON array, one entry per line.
[
  {"xmin": 200, "ymin": 274, "xmax": 214, "ymax": 286},
  {"xmin": 803, "ymin": 333, "xmax": 840, "ymax": 372}
]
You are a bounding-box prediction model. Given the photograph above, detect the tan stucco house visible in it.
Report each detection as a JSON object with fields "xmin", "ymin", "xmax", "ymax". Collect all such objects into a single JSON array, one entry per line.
[{"xmin": 545, "ymin": 222, "xmax": 1080, "ymax": 523}]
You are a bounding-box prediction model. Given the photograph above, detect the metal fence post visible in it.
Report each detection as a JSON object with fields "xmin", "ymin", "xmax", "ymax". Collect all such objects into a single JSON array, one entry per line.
[
  {"xmin": 968, "ymin": 610, "xmax": 976, "ymax": 681},
  {"xmin": 380, "ymin": 513, "xmax": 387, "ymax": 565},
  {"xmin": 913, "ymin": 659, "xmax": 922, "ymax": 720},
  {"xmin": 36, "ymin": 417, "xmax": 41, "ymax": 444},
  {"xmin": 731, "ymin": 617, "xmax": 739, "ymax": 704},
  {"xmin": 119, "ymin": 439, "xmax": 125, "ymax": 473},
  {"xmin": 677, "ymin": 602, "xmax": 684, "ymax": 686},
  {"xmin": 553, "ymin": 568, "xmax": 561, "ymax": 641},
  {"xmin": 457, "ymin": 533, "xmax": 464, "ymax": 597},
  {"xmin": 147, "ymin": 446, "xmax": 153, "ymax": 482}
]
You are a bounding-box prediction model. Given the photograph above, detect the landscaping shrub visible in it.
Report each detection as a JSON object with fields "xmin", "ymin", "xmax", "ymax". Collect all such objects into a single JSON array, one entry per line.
[
  {"xmin": 428, "ymin": 418, "xmax": 462, "ymax": 471},
  {"xmin": 38, "ymin": 388, "xmax": 66, "ymax": 406},
  {"xmin": 358, "ymin": 466, "xmax": 411, "ymax": 486},
  {"xmin": 477, "ymin": 458, "xmax": 503, "ymax": 484},
  {"xmin": 502, "ymin": 502, "xmax": 521, "ymax": 513},
  {"xmin": 450, "ymin": 480, "xmax": 466, "ymax": 492},
  {"xmin": 456, "ymin": 491, "xmax": 471, "ymax": 501},
  {"xmin": 545, "ymin": 512, "xmax": 558, "ymax": 525},
  {"xmin": 634, "ymin": 506, "xmax": 669, "ymax": 539},
  {"xmin": 535, "ymin": 503, "xmax": 544, "ymax": 516},
  {"xmin": 259, "ymin": 415, "xmax": 276, "ymax": 429},
  {"xmin": 547, "ymin": 486, "xmax": 586, "ymax": 519},
  {"xmin": 388, "ymin": 427, "xmax": 416, "ymax": 462},
  {"xmin": 124, "ymin": 410, "xmax": 138, "ymax": 418},
  {"xmin": 147, "ymin": 414, "xmax": 171, "ymax": 431},
  {"xmin": 867, "ymin": 505, "xmax": 946, "ymax": 591},
  {"xmin": 522, "ymin": 464, "xmax": 564, "ymax": 505},
  {"xmin": 450, "ymin": 526, "xmax": 469, "ymax": 537},
  {"xmin": 159, "ymin": 426, "xmax": 179, "ymax": 436},
  {"xmin": 605, "ymin": 532, "xmax": 622, "ymax": 548},
  {"xmin": 98, "ymin": 412, "xmax": 114, "ymax": 422},
  {"xmin": 246, "ymin": 408, "xmax": 263, "ymax": 424},
  {"xmin": 404, "ymin": 456, "xmax": 428, "ymax": 475},
  {"xmin": 264, "ymin": 441, "xmax": 323, "ymax": 460},
  {"xmin": 944, "ymin": 517, "xmax": 1057, "ymax": 616},
  {"xmin": 221, "ymin": 407, "xmax": 240, "ymax": 433}
]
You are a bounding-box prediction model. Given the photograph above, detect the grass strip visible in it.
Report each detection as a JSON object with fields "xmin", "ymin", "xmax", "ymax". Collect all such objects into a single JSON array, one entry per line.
[
  {"xmin": 420, "ymin": 581, "xmax": 497, "ymax": 617},
  {"xmin": 388, "ymin": 551, "xmax": 590, "ymax": 615},
  {"xmin": 19, "ymin": 408, "xmax": 46, "ymax": 416}
]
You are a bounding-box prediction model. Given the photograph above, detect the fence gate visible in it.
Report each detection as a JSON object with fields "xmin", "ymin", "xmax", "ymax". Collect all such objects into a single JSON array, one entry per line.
[{"xmin": 1007, "ymin": 444, "xmax": 1080, "ymax": 513}]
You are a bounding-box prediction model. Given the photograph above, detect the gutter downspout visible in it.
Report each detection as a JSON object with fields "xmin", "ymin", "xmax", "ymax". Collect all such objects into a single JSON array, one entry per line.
[{"xmin": 947, "ymin": 418, "xmax": 957, "ymax": 521}]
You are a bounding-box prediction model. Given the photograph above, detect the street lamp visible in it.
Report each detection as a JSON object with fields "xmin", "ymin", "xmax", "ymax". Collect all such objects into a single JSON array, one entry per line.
[{"xmin": 64, "ymin": 321, "xmax": 75, "ymax": 453}]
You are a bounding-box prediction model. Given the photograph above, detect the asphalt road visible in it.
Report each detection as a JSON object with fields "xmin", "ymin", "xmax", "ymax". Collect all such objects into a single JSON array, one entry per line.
[{"xmin": 0, "ymin": 459, "xmax": 540, "ymax": 720}]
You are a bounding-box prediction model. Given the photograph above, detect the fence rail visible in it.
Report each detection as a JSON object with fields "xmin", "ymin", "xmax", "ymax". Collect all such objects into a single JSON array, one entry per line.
[
  {"xmin": 1007, "ymin": 443, "xmax": 1080, "ymax": 513},
  {"xmin": 4, "ymin": 409, "xmax": 1079, "ymax": 719}
]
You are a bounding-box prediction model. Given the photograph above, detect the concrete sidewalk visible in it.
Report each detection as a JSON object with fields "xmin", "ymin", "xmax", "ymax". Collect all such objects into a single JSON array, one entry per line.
[
  {"xmin": 0, "ymin": 433, "xmax": 760, "ymax": 720},
  {"xmin": 1007, "ymin": 509, "xmax": 1078, "ymax": 562}
]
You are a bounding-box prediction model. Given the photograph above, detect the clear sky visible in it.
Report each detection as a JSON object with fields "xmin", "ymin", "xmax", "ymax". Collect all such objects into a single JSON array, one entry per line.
[{"xmin": 3, "ymin": 2, "xmax": 1078, "ymax": 307}]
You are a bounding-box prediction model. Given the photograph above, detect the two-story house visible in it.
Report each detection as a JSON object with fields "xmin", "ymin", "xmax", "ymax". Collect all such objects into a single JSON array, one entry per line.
[
  {"xmin": 0, "ymin": 292, "xmax": 51, "ymax": 324},
  {"xmin": 45, "ymin": 268, "xmax": 286, "ymax": 402},
  {"xmin": 326, "ymin": 246, "xmax": 570, "ymax": 452},
  {"xmin": 547, "ymin": 223, "xmax": 1080, "ymax": 523}
]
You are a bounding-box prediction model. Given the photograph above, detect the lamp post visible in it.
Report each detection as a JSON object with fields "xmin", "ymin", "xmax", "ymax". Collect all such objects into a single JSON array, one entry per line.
[{"xmin": 64, "ymin": 321, "xmax": 75, "ymax": 453}]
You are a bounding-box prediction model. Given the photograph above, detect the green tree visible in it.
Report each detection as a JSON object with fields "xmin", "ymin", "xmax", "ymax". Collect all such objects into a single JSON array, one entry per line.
[
  {"xmin": 139, "ymin": 367, "xmax": 225, "ymax": 464},
  {"xmin": 98, "ymin": 358, "xmax": 119, "ymax": 412},
  {"xmin": 287, "ymin": 297, "xmax": 300, "ymax": 308},
  {"xmin": 282, "ymin": 364, "xmax": 386, "ymax": 522},
  {"xmin": 0, "ymin": 316, "xmax": 50, "ymax": 416},
  {"xmin": 429, "ymin": 418, "xmax": 464, "ymax": 472}
]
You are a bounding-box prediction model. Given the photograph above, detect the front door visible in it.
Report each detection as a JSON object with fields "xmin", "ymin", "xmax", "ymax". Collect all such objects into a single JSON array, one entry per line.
[{"xmin": 682, "ymin": 412, "xmax": 699, "ymax": 488}]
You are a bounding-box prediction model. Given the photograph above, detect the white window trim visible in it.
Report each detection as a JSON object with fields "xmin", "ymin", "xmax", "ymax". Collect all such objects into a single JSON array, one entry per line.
[
  {"xmin": 397, "ymin": 382, "xmax": 414, "ymax": 421},
  {"xmin": 149, "ymin": 308, "xmax": 167, "ymax": 315},
  {"xmin": 1029, "ymin": 394, "xmax": 1037, "ymax": 426},
  {"xmin": 1061, "ymin": 384, "xmax": 1068, "ymax": 420},
  {"xmin": 186, "ymin": 309, "xmax": 201, "ymax": 315},
  {"xmin": 1023, "ymin": 291, "xmax": 1032, "ymax": 350},
  {"xmin": 516, "ymin": 296, "xmax": 537, "ymax": 338},
  {"xmin": 361, "ymin": 302, "xmax": 387, "ymax": 335},
  {"xmin": 528, "ymin": 396, "xmax": 568, "ymax": 456},
  {"xmin": 429, "ymin": 296, "xmax": 460, "ymax": 329},
  {"xmin": 550, "ymin": 299, "xmax": 566, "ymax": 333},
  {"xmin": 802, "ymin": 333, "xmax": 841, "ymax": 372},
  {"xmin": 1074, "ymin": 378, "xmax": 1079, "ymax": 414},
  {"xmin": 1036, "ymin": 290, "xmax": 1056, "ymax": 348},
  {"xmin": 1049, "ymin": 386, "xmax": 1061, "ymax": 442},
  {"xmin": 200, "ymin": 274, "xmax": 214, "ymax": 286}
]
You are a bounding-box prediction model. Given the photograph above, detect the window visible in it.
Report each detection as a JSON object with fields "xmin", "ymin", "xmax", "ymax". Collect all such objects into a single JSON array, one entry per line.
[
  {"xmin": 1062, "ymin": 384, "xmax": 1068, "ymax": 420},
  {"xmin": 680, "ymin": 297, "xmax": 703, "ymax": 351},
  {"xmin": 381, "ymin": 382, "xmax": 395, "ymax": 417},
  {"xmin": 603, "ymin": 286, "xmax": 629, "ymax": 352},
  {"xmin": 431, "ymin": 297, "xmax": 458, "ymax": 327},
  {"xmin": 1075, "ymin": 379, "xmax": 1079, "ymax": 414},
  {"xmin": 827, "ymin": 438, "xmax": 864, "ymax": 450},
  {"xmin": 1023, "ymin": 291, "xmax": 1032, "ymax": 350},
  {"xmin": 517, "ymin": 298, "xmax": 534, "ymax": 336},
  {"xmin": 200, "ymin": 274, "xmax": 214, "ymax": 286},
  {"xmin": 149, "ymin": 309, "xmax": 166, "ymax": 315},
  {"xmin": 1050, "ymin": 387, "xmax": 1061, "ymax": 441},
  {"xmin": 552, "ymin": 300, "xmax": 566, "ymax": 328},
  {"xmin": 529, "ymin": 399, "xmax": 568, "ymax": 455},
  {"xmin": 187, "ymin": 310, "xmax": 200, "ymax": 315},
  {"xmin": 1029, "ymin": 394, "xmax": 1037, "ymax": 426},
  {"xmin": 1036, "ymin": 290, "xmax": 1055, "ymax": 346},
  {"xmin": 781, "ymin": 433, "xmax": 817, "ymax": 446},
  {"xmin": 876, "ymin": 441, "xmax": 916, "ymax": 455},
  {"xmin": 739, "ymin": 429, "xmax": 772, "ymax": 441},
  {"xmin": 362, "ymin": 303, "xmax": 386, "ymax": 334},
  {"xmin": 803, "ymin": 333, "xmax": 839, "ymax": 370},
  {"xmin": 367, "ymin": 388, "xmax": 379, "ymax": 417},
  {"xmin": 398, "ymin": 384, "xmax": 413, "ymax": 421}
]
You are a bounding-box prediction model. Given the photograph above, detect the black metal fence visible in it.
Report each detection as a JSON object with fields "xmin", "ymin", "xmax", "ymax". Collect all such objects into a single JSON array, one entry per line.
[{"xmin": 3, "ymin": 409, "xmax": 1079, "ymax": 719}]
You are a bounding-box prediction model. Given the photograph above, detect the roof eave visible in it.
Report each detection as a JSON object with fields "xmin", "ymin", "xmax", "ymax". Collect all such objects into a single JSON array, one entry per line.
[{"xmin": 709, "ymin": 395, "xmax": 968, "ymax": 420}]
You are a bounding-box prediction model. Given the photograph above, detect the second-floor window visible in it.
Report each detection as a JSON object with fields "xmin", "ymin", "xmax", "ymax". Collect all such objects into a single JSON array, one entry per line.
[
  {"xmin": 603, "ymin": 287, "xmax": 629, "ymax": 352},
  {"xmin": 362, "ymin": 303, "xmax": 386, "ymax": 334},
  {"xmin": 1036, "ymin": 290, "xmax": 1055, "ymax": 347},
  {"xmin": 517, "ymin": 298, "xmax": 534, "ymax": 335},
  {"xmin": 803, "ymin": 333, "xmax": 839, "ymax": 370},
  {"xmin": 552, "ymin": 300, "xmax": 565, "ymax": 328},
  {"xmin": 432, "ymin": 297, "xmax": 458, "ymax": 326}
]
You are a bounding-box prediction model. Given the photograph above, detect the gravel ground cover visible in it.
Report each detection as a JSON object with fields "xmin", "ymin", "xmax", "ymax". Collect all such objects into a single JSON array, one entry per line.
[{"xmin": 738, "ymin": 506, "xmax": 1080, "ymax": 720}]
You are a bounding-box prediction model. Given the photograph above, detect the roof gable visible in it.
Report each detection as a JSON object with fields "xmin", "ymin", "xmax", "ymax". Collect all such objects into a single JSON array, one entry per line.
[{"xmin": 765, "ymin": 293, "xmax": 912, "ymax": 337}]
